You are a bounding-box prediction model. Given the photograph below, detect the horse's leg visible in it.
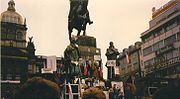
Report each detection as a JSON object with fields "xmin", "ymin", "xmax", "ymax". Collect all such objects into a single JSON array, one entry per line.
[
  {"xmin": 83, "ymin": 30, "xmax": 86, "ymax": 36},
  {"xmin": 77, "ymin": 29, "xmax": 81, "ymax": 36},
  {"xmin": 68, "ymin": 28, "xmax": 73, "ymax": 41},
  {"xmin": 68, "ymin": 22, "xmax": 72, "ymax": 41},
  {"xmin": 69, "ymin": 31, "xmax": 71, "ymax": 41},
  {"xmin": 83, "ymin": 23, "xmax": 87, "ymax": 36}
]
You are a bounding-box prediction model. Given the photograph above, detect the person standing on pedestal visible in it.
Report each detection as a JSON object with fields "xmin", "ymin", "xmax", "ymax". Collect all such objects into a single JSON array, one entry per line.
[
  {"xmin": 105, "ymin": 41, "xmax": 119, "ymax": 79},
  {"xmin": 105, "ymin": 42, "xmax": 119, "ymax": 60},
  {"xmin": 64, "ymin": 36, "xmax": 81, "ymax": 82}
]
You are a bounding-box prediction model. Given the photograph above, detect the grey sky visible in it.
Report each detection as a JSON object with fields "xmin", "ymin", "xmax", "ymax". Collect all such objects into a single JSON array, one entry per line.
[{"xmin": 1, "ymin": 0, "xmax": 170, "ymax": 78}]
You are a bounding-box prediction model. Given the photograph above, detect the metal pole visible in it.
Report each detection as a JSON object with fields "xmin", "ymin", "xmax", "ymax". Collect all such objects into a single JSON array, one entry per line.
[{"xmin": 111, "ymin": 66, "xmax": 112, "ymax": 78}]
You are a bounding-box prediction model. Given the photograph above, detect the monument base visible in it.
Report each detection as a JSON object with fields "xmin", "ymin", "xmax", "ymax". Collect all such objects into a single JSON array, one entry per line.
[{"xmin": 77, "ymin": 35, "xmax": 101, "ymax": 60}]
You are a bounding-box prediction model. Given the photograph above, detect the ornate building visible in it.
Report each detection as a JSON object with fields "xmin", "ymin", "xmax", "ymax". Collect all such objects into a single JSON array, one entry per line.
[{"xmin": 1, "ymin": 0, "xmax": 28, "ymax": 98}]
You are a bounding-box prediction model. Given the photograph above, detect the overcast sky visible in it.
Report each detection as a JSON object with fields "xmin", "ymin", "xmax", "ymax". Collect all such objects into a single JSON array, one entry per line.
[{"xmin": 1, "ymin": 0, "xmax": 170, "ymax": 79}]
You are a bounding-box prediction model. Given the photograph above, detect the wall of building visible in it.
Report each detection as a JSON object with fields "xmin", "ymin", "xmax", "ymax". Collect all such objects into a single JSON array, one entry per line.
[
  {"xmin": 141, "ymin": 1, "xmax": 180, "ymax": 77},
  {"xmin": 117, "ymin": 42, "xmax": 142, "ymax": 81}
]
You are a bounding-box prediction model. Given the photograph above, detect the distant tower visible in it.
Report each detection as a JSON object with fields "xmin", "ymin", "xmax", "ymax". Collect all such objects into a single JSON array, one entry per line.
[{"xmin": 1, "ymin": 0, "xmax": 28, "ymax": 88}]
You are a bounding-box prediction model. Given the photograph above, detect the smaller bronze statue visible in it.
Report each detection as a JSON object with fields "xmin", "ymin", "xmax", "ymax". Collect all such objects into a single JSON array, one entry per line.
[
  {"xmin": 28, "ymin": 36, "xmax": 33, "ymax": 42},
  {"xmin": 105, "ymin": 41, "xmax": 119, "ymax": 60},
  {"xmin": 27, "ymin": 36, "xmax": 35, "ymax": 58},
  {"xmin": 64, "ymin": 36, "xmax": 81, "ymax": 76}
]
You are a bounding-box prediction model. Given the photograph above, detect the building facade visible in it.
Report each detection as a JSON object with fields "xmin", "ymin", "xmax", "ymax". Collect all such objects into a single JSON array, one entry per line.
[
  {"xmin": 141, "ymin": 0, "xmax": 180, "ymax": 78},
  {"xmin": 140, "ymin": 0, "xmax": 180, "ymax": 96},
  {"xmin": 116, "ymin": 42, "xmax": 142, "ymax": 98},
  {"xmin": 28, "ymin": 55, "xmax": 64, "ymax": 74},
  {"xmin": 117, "ymin": 42, "xmax": 142, "ymax": 81},
  {"xmin": 1, "ymin": 0, "xmax": 28, "ymax": 98}
]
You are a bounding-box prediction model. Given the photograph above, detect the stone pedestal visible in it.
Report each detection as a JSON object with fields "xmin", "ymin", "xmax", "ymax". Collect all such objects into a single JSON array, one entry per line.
[{"xmin": 77, "ymin": 36, "xmax": 101, "ymax": 60}]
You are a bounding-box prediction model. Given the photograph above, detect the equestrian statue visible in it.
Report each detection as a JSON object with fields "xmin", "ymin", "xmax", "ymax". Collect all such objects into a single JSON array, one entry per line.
[{"xmin": 68, "ymin": 0, "xmax": 93, "ymax": 40}]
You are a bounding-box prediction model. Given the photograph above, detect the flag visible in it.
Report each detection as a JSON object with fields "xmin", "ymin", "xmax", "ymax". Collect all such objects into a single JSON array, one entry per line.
[
  {"xmin": 114, "ymin": 66, "xmax": 120, "ymax": 75},
  {"xmin": 68, "ymin": 82, "xmax": 73, "ymax": 99},
  {"xmin": 99, "ymin": 67, "xmax": 103, "ymax": 77},
  {"xmin": 125, "ymin": 51, "xmax": 131, "ymax": 64},
  {"xmin": 78, "ymin": 78, "xmax": 82, "ymax": 97},
  {"xmin": 84, "ymin": 62, "xmax": 88, "ymax": 76}
]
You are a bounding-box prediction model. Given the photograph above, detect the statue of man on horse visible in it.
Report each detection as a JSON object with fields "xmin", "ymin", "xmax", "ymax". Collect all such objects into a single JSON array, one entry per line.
[{"xmin": 68, "ymin": 0, "xmax": 93, "ymax": 40}]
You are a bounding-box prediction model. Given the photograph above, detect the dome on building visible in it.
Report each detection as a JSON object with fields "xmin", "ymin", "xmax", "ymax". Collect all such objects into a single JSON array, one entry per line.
[{"xmin": 0, "ymin": 0, "xmax": 24, "ymax": 25}]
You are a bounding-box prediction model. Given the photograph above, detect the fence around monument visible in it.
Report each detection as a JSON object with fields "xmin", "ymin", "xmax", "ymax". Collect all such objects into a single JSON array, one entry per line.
[{"xmin": 64, "ymin": 82, "xmax": 80, "ymax": 99}]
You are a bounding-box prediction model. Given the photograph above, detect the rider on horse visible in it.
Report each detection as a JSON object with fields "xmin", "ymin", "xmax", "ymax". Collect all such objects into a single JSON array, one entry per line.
[{"xmin": 68, "ymin": 0, "xmax": 93, "ymax": 40}]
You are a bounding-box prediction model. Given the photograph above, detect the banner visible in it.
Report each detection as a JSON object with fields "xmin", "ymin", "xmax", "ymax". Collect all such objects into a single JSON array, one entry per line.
[
  {"xmin": 94, "ymin": 55, "xmax": 101, "ymax": 61},
  {"xmin": 47, "ymin": 56, "xmax": 57, "ymax": 71},
  {"xmin": 114, "ymin": 66, "xmax": 120, "ymax": 75},
  {"xmin": 106, "ymin": 60, "xmax": 116, "ymax": 67}
]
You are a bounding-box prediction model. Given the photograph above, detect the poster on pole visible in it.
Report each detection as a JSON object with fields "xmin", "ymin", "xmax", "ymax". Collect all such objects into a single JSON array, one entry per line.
[
  {"xmin": 106, "ymin": 60, "xmax": 116, "ymax": 67},
  {"xmin": 114, "ymin": 66, "xmax": 120, "ymax": 75}
]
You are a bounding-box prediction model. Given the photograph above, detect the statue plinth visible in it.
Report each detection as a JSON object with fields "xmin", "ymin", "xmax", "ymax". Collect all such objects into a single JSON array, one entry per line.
[
  {"xmin": 77, "ymin": 35, "xmax": 96, "ymax": 47},
  {"xmin": 77, "ymin": 35, "xmax": 100, "ymax": 60}
]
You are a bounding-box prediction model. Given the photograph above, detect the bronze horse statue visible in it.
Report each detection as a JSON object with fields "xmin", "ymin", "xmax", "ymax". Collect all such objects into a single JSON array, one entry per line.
[{"xmin": 68, "ymin": 0, "xmax": 93, "ymax": 40}]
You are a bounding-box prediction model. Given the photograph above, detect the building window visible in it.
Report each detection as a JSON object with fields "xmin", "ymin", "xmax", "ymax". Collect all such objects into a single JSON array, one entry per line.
[
  {"xmin": 16, "ymin": 32, "xmax": 23, "ymax": 40},
  {"xmin": 166, "ymin": 52, "xmax": 173, "ymax": 60},
  {"xmin": 153, "ymin": 42, "xmax": 159, "ymax": 51},
  {"xmin": 7, "ymin": 33, "xmax": 15, "ymax": 39},
  {"xmin": 28, "ymin": 65, "xmax": 32, "ymax": 70},
  {"xmin": 153, "ymin": 40, "xmax": 164, "ymax": 51},
  {"xmin": 6, "ymin": 74, "xmax": 12, "ymax": 80},
  {"xmin": 159, "ymin": 40, "xmax": 164, "ymax": 48},
  {"xmin": 17, "ymin": 42, "xmax": 23, "ymax": 48},
  {"xmin": 36, "ymin": 66, "xmax": 39, "ymax": 73},
  {"xmin": 15, "ymin": 75, "xmax": 20, "ymax": 80},
  {"xmin": 173, "ymin": 49, "xmax": 178, "ymax": 58},
  {"xmin": 1, "ymin": 33, "xmax": 6, "ymax": 39},
  {"xmin": 177, "ymin": 32, "xmax": 180, "ymax": 41},
  {"xmin": 144, "ymin": 58, "xmax": 154, "ymax": 68},
  {"xmin": 143, "ymin": 46, "xmax": 152, "ymax": 56},
  {"xmin": 165, "ymin": 21, "xmax": 177, "ymax": 31},
  {"xmin": 7, "ymin": 29, "xmax": 16, "ymax": 39},
  {"xmin": 1, "ymin": 28, "xmax": 6, "ymax": 39},
  {"xmin": 154, "ymin": 28, "xmax": 164, "ymax": 37},
  {"xmin": 164, "ymin": 35, "xmax": 176, "ymax": 46}
]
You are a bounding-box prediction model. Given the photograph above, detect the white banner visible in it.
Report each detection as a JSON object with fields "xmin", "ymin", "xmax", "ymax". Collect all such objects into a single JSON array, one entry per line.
[
  {"xmin": 107, "ymin": 60, "xmax": 116, "ymax": 67},
  {"xmin": 94, "ymin": 55, "xmax": 101, "ymax": 61},
  {"xmin": 114, "ymin": 66, "xmax": 120, "ymax": 75},
  {"xmin": 47, "ymin": 56, "xmax": 57, "ymax": 72}
]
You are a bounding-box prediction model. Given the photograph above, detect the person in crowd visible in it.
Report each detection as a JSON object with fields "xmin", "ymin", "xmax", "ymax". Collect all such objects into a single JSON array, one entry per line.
[{"xmin": 13, "ymin": 77, "xmax": 60, "ymax": 99}]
